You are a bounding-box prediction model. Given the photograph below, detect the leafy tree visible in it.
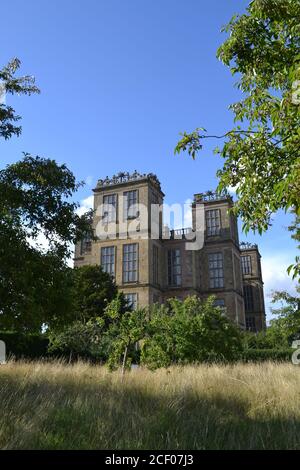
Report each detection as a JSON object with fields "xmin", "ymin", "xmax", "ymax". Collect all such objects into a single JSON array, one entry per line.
[
  {"xmin": 72, "ymin": 265, "xmax": 118, "ymax": 323},
  {"xmin": 0, "ymin": 236, "xmax": 74, "ymax": 332},
  {"xmin": 288, "ymin": 212, "xmax": 300, "ymax": 277},
  {"xmin": 0, "ymin": 155, "xmax": 93, "ymax": 331},
  {"xmin": 48, "ymin": 295, "xmax": 242, "ymax": 369},
  {"xmin": 141, "ymin": 296, "xmax": 242, "ymax": 370},
  {"xmin": 0, "ymin": 58, "xmax": 40, "ymax": 139},
  {"xmin": 0, "ymin": 58, "xmax": 93, "ymax": 331},
  {"xmin": 48, "ymin": 292, "xmax": 132, "ymax": 364},
  {"xmin": 0, "ymin": 154, "xmax": 90, "ymax": 255},
  {"xmin": 268, "ymin": 287, "xmax": 300, "ymax": 344},
  {"xmin": 241, "ymin": 328, "xmax": 289, "ymax": 351},
  {"xmin": 175, "ymin": 0, "xmax": 300, "ymax": 277},
  {"xmin": 105, "ymin": 294, "xmax": 146, "ymax": 374},
  {"xmin": 48, "ymin": 317, "xmax": 106, "ymax": 361},
  {"xmin": 242, "ymin": 287, "xmax": 300, "ymax": 349},
  {"xmin": 242, "ymin": 330, "xmax": 275, "ymax": 350}
]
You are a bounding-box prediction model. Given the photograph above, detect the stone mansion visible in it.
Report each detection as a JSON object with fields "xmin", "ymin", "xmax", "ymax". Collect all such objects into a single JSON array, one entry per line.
[{"xmin": 74, "ymin": 171, "xmax": 266, "ymax": 332}]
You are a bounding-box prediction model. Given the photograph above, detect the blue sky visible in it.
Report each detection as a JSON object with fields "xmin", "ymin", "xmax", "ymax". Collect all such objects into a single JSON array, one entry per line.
[{"xmin": 1, "ymin": 0, "xmax": 298, "ymax": 320}]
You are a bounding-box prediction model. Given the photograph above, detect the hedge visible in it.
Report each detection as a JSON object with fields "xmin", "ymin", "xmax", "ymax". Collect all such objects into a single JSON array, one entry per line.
[
  {"xmin": 0, "ymin": 331, "xmax": 295, "ymax": 364},
  {"xmin": 0, "ymin": 331, "xmax": 49, "ymax": 359},
  {"xmin": 240, "ymin": 348, "xmax": 294, "ymax": 363}
]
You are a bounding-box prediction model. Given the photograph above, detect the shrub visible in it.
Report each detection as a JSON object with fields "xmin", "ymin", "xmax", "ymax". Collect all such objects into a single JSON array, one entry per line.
[
  {"xmin": 0, "ymin": 331, "xmax": 49, "ymax": 359},
  {"xmin": 140, "ymin": 296, "xmax": 243, "ymax": 369},
  {"xmin": 240, "ymin": 348, "xmax": 293, "ymax": 362},
  {"xmin": 105, "ymin": 296, "xmax": 148, "ymax": 371},
  {"xmin": 48, "ymin": 318, "xmax": 108, "ymax": 361}
]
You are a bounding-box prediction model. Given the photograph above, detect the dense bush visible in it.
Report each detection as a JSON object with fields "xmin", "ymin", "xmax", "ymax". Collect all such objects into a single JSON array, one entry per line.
[
  {"xmin": 0, "ymin": 331, "xmax": 49, "ymax": 359},
  {"xmin": 242, "ymin": 331, "xmax": 278, "ymax": 350},
  {"xmin": 140, "ymin": 296, "xmax": 243, "ymax": 370},
  {"xmin": 48, "ymin": 293, "xmax": 129, "ymax": 362},
  {"xmin": 2, "ymin": 294, "xmax": 297, "ymax": 367},
  {"xmin": 47, "ymin": 319, "xmax": 109, "ymax": 362},
  {"xmin": 240, "ymin": 348, "xmax": 294, "ymax": 363},
  {"xmin": 104, "ymin": 295, "xmax": 243, "ymax": 371}
]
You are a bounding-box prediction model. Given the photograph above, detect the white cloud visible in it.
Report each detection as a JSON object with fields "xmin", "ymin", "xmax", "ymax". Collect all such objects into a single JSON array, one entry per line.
[
  {"xmin": 261, "ymin": 254, "xmax": 298, "ymax": 321},
  {"xmin": 262, "ymin": 255, "xmax": 297, "ymax": 294},
  {"xmin": 76, "ymin": 195, "xmax": 94, "ymax": 217}
]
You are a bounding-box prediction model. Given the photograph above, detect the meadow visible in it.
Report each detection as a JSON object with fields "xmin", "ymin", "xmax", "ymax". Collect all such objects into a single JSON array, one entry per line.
[{"xmin": 0, "ymin": 360, "xmax": 299, "ymax": 450}]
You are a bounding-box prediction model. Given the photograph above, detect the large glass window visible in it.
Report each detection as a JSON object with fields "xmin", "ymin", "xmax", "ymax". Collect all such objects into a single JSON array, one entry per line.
[
  {"xmin": 246, "ymin": 316, "xmax": 256, "ymax": 332},
  {"xmin": 124, "ymin": 293, "xmax": 138, "ymax": 310},
  {"xmin": 124, "ymin": 190, "xmax": 138, "ymax": 220},
  {"xmin": 241, "ymin": 255, "xmax": 252, "ymax": 275},
  {"xmin": 153, "ymin": 245, "xmax": 159, "ymax": 284},
  {"xmin": 208, "ymin": 252, "xmax": 224, "ymax": 288},
  {"xmin": 213, "ymin": 299, "xmax": 225, "ymax": 308},
  {"xmin": 213, "ymin": 298, "xmax": 226, "ymax": 314},
  {"xmin": 123, "ymin": 243, "xmax": 138, "ymax": 282},
  {"xmin": 168, "ymin": 249, "xmax": 182, "ymax": 286},
  {"xmin": 206, "ymin": 209, "xmax": 221, "ymax": 236},
  {"xmin": 101, "ymin": 246, "xmax": 115, "ymax": 276},
  {"xmin": 103, "ymin": 194, "xmax": 117, "ymax": 223},
  {"xmin": 244, "ymin": 285, "xmax": 254, "ymax": 312},
  {"xmin": 80, "ymin": 234, "xmax": 92, "ymax": 254}
]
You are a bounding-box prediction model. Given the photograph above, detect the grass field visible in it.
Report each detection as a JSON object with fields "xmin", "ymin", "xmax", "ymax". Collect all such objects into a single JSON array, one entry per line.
[{"xmin": 0, "ymin": 360, "xmax": 299, "ymax": 450}]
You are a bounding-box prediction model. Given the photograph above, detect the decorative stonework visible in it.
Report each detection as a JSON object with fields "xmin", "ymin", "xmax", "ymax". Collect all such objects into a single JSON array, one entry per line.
[
  {"xmin": 169, "ymin": 227, "xmax": 194, "ymax": 240},
  {"xmin": 193, "ymin": 190, "xmax": 231, "ymax": 203},
  {"xmin": 240, "ymin": 242, "xmax": 258, "ymax": 250},
  {"xmin": 96, "ymin": 171, "xmax": 161, "ymax": 191}
]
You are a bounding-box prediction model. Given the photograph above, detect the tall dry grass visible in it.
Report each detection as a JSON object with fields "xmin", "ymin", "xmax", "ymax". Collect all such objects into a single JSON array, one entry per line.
[{"xmin": 0, "ymin": 360, "xmax": 299, "ymax": 449}]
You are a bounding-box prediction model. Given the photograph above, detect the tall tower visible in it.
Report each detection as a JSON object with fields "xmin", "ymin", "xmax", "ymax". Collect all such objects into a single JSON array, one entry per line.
[
  {"xmin": 240, "ymin": 243, "xmax": 266, "ymax": 331},
  {"xmin": 191, "ymin": 192, "xmax": 245, "ymax": 328},
  {"xmin": 74, "ymin": 171, "xmax": 164, "ymax": 308}
]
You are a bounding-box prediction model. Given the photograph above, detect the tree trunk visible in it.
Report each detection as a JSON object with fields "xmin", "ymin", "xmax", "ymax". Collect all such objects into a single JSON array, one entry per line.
[{"xmin": 121, "ymin": 345, "xmax": 128, "ymax": 380}]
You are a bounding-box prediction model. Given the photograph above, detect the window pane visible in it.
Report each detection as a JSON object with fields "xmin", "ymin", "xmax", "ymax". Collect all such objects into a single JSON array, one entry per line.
[
  {"xmin": 123, "ymin": 243, "xmax": 138, "ymax": 282},
  {"xmin": 153, "ymin": 245, "xmax": 159, "ymax": 284},
  {"xmin": 246, "ymin": 316, "xmax": 256, "ymax": 332},
  {"xmin": 244, "ymin": 285, "xmax": 254, "ymax": 312},
  {"xmin": 214, "ymin": 299, "xmax": 225, "ymax": 307},
  {"xmin": 208, "ymin": 253, "xmax": 224, "ymax": 288},
  {"xmin": 124, "ymin": 190, "xmax": 138, "ymax": 220},
  {"xmin": 213, "ymin": 299, "xmax": 227, "ymax": 314},
  {"xmin": 168, "ymin": 249, "xmax": 182, "ymax": 286},
  {"xmin": 103, "ymin": 194, "xmax": 117, "ymax": 222},
  {"xmin": 124, "ymin": 293, "xmax": 138, "ymax": 310},
  {"xmin": 241, "ymin": 255, "xmax": 252, "ymax": 275},
  {"xmin": 206, "ymin": 209, "xmax": 221, "ymax": 236},
  {"xmin": 80, "ymin": 234, "xmax": 92, "ymax": 255},
  {"xmin": 101, "ymin": 246, "xmax": 115, "ymax": 276}
]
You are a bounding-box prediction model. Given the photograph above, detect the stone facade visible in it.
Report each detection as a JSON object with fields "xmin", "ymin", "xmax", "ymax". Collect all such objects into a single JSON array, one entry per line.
[{"xmin": 74, "ymin": 172, "xmax": 266, "ymax": 331}]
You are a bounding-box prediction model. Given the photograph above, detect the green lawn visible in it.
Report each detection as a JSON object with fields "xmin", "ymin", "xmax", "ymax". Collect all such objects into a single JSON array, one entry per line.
[{"xmin": 0, "ymin": 360, "xmax": 299, "ymax": 449}]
